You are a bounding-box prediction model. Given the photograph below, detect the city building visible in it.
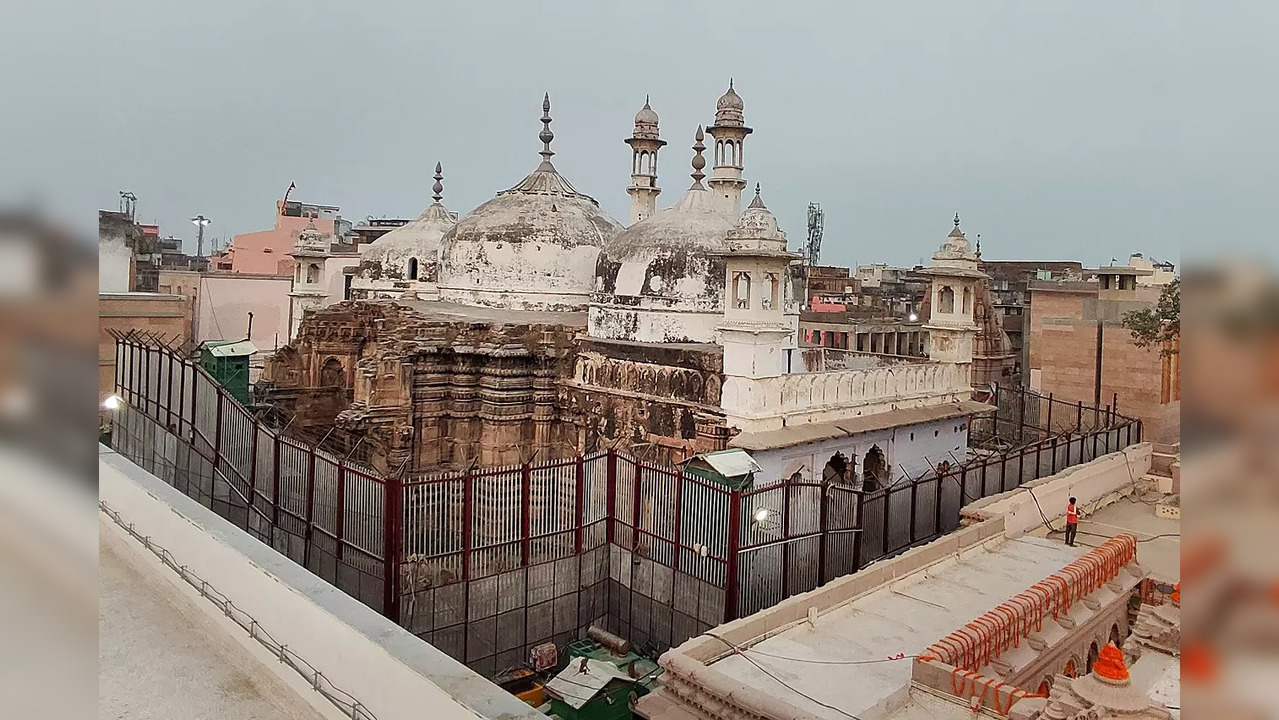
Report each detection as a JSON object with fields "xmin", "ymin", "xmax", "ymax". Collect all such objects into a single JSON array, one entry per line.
[
  {"xmin": 259, "ymin": 88, "xmax": 992, "ymax": 484},
  {"xmin": 983, "ymin": 261, "xmax": 1085, "ymax": 386},
  {"xmin": 1126, "ymin": 253, "xmax": 1177, "ymax": 287},
  {"xmin": 212, "ymin": 197, "xmax": 351, "ymax": 275},
  {"xmin": 1027, "ymin": 266, "xmax": 1180, "ymax": 443}
]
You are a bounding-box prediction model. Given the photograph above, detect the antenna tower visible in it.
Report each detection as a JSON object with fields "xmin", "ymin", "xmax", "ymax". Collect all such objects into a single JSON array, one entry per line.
[{"xmin": 805, "ymin": 202, "xmax": 824, "ymax": 266}]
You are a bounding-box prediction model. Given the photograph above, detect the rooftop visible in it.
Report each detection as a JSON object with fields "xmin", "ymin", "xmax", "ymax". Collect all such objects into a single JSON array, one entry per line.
[
  {"xmin": 100, "ymin": 516, "xmax": 331, "ymax": 720},
  {"xmin": 704, "ymin": 534, "xmax": 1083, "ymax": 720},
  {"xmin": 1063, "ymin": 493, "xmax": 1180, "ymax": 582},
  {"xmin": 396, "ymin": 297, "xmax": 588, "ymax": 328}
]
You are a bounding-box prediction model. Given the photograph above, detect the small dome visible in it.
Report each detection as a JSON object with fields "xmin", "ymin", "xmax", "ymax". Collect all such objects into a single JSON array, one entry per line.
[
  {"xmin": 359, "ymin": 162, "xmax": 454, "ymax": 282},
  {"xmin": 360, "ymin": 204, "xmax": 454, "ymax": 281},
  {"xmin": 635, "ymin": 98, "xmax": 659, "ymax": 127},
  {"xmin": 714, "ymin": 81, "xmax": 745, "ymax": 126},
  {"xmin": 726, "ymin": 185, "xmax": 786, "ymax": 250}
]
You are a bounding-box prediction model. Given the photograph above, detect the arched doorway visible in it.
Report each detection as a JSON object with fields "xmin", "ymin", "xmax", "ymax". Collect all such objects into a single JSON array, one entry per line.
[
  {"xmin": 862, "ymin": 446, "xmax": 887, "ymax": 491},
  {"xmin": 1063, "ymin": 658, "xmax": 1078, "ymax": 678},
  {"xmin": 320, "ymin": 357, "xmax": 344, "ymax": 387},
  {"xmin": 1109, "ymin": 624, "xmax": 1122, "ymax": 648},
  {"xmin": 822, "ymin": 452, "xmax": 851, "ymax": 485},
  {"xmin": 1087, "ymin": 642, "xmax": 1100, "ymax": 673},
  {"xmin": 408, "ymin": 257, "xmax": 419, "ymax": 280},
  {"xmin": 1036, "ymin": 678, "xmax": 1051, "ymax": 696}
]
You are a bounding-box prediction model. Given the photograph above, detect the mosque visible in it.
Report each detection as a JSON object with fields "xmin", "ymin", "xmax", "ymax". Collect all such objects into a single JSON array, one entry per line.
[{"xmin": 262, "ymin": 84, "xmax": 992, "ymax": 483}]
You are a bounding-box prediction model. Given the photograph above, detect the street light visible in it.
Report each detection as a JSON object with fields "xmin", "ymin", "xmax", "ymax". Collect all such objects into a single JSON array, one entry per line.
[
  {"xmin": 908, "ymin": 312, "xmax": 918, "ymax": 322},
  {"xmin": 191, "ymin": 215, "xmax": 211, "ymax": 257},
  {"xmin": 102, "ymin": 394, "xmax": 123, "ymax": 410}
]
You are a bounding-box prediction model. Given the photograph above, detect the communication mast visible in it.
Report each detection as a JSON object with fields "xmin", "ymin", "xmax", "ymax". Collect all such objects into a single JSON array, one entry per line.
[{"xmin": 805, "ymin": 202, "xmax": 824, "ymax": 266}]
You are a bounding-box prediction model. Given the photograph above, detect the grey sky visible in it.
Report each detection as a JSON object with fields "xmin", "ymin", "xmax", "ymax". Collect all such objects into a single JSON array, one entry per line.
[{"xmin": 7, "ymin": 1, "xmax": 1275, "ymax": 267}]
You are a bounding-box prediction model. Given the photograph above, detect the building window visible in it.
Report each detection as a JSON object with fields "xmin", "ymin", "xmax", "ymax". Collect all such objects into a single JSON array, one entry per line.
[
  {"xmin": 733, "ymin": 272, "xmax": 751, "ymax": 309},
  {"xmin": 762, "ymin": 273, "xmax": 778, "ymax": 310},
  {"xmin": 939, "ymin": 285, "xmax": 955, "ymax": 313},
  {"xmin": 306, "ymin": 263, "xmax": 320, "ymax": 284},
  {"xmin": 862, "ymin": 446, "xmax": 887, "ymax": 491},
  {"xmin": 962, "ymin": 287, "xmax": 972, "ymax": 315}
]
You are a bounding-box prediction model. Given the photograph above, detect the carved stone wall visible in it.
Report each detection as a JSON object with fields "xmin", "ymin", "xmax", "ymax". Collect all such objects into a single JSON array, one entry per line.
[
  {"xmin": 264, "ymin": 299, "xmax": 737, "ymax": 473},
  {"xmin": 564, "ymin": 338, "xmax": 730, "ymax": 466}
]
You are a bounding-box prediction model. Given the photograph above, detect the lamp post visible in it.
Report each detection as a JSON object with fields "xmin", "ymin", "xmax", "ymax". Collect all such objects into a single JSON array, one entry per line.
[{"xmin": 190, "ymin": 215, "xmax": 211, "ymax": 257}]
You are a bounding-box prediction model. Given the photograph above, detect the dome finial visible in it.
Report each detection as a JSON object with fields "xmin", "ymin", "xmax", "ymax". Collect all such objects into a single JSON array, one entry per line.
[
  {"xmin": 729, "ymin": 77, "xmax": 734, "ymax": 90},
  {"xmin": 748, "ymin": 182, "xmax": 766, "ymax": 209},
  {"xmin": 538, "ymin": 92, "xmax": 555, "ymax": 168},
  {"xmin": 432, "ymin": 162, "xmax": 444, "ymax": 204},
  {"xmin": 690, "ymin": 126, "xmax": 707, "ymax": 189},
  {"xmin": 644, "ymin": 93, "xmax": 650, "ymax": 107},
  {"xmin": 953, "ymin": 212, "xmax": 960, "ymax": 228}
]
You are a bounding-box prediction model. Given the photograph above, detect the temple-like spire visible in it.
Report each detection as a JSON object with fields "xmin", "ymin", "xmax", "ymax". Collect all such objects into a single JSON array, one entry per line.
[
  {"xmin": 538, "ymin": 92, "xmax": 555, "ymax": 169},
  {"xmin": 748, "ymin": 182, "xmax": 766, "ymax": 209},
  {"xmin": 432, "ymin": 162, "xmax": 444, "ymax": 204},
  {"xmin": 690, "ymin": 126, "xmax": 707, "ymax": 189}
]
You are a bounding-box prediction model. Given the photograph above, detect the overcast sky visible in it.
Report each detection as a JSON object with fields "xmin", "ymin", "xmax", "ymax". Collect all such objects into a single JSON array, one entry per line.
[{"xmin": 5, "ymin": 1, "xmax": 1275, "ymax": 267}]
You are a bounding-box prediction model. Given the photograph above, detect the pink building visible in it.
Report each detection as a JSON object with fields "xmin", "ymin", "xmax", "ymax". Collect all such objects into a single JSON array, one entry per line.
[{"xmin": 214, "ymin": 199, "xmax": 343, "ymax": 276}]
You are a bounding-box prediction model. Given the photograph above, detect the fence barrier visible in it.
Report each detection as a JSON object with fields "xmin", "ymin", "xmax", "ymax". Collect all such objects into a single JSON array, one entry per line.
[{"xmin": 108, "ymin": 333, "xmax": 1141, "ymax": 675}]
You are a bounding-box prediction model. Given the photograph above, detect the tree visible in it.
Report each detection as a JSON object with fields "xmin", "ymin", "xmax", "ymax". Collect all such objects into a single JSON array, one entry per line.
[{"xmin": 1121, "ymin": 278, "xmax": 1179, "ymax": 356}]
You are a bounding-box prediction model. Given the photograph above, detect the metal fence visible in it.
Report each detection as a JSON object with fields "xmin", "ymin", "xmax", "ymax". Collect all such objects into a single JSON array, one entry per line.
[
  {"xmin": 109, "ymin": 333, "xmax": 1140, "ymax": 676},
  {"xmin": 971, "ymin": 384, "xmax": 1131, "ymax": 448},
  {"xmin": 109, "ymin": 333, "xmax": 391, "ymax": 614}
]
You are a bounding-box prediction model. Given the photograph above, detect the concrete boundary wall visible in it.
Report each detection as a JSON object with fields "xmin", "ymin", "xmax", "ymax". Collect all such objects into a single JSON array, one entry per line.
[
  {"xmin": 961, "ymin": 443, "xmax": 1153, "ymax": 537},
  {"xmin": 99, "ymin": 446, "xmax": 545, "ymax": 720},
  {"xmin": 672, "ymin": 517, "xmax": 1008, "ymax": 664}
]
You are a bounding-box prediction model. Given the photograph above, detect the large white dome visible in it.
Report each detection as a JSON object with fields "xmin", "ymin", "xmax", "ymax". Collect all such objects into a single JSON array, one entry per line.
[
  {"xmin": 437, "ymin": 95, "xmax": 622, "ymax": 311},
  {"xmin": 590, "ymin": 183, "xmax": 732, "ymax": 343}
]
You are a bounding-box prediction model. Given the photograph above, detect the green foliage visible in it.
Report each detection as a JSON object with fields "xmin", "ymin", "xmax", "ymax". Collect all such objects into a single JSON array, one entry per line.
[{"xmin": 1121, "ymin": 278, "xmax": 1179, "ymax": 355}]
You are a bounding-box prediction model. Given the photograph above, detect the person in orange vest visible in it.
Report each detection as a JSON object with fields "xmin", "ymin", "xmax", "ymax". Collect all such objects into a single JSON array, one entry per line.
[{"xmin": 1065, "ymin": 496, "xmax": 1079, "ymax": 546}]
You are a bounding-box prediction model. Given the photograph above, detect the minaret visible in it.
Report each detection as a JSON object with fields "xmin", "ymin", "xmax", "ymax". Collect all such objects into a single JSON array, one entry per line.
[
  {"xmin": 716, "ymin": 185, "xmax": 802, "ymax": 379},
  {"xmin": 918, "ymin": 214, "xmax": 986, "ymax": 375},
  {"xmin": 705, "ymin": 80, "xmax": 753, "ymax": 217},
  {"xmin": 625, "ymin": 96, "xmax": 666, "ymax": 225},
  {"xmin": 288, "ymin": 218, "xmax": 332, "ymax": 340}
]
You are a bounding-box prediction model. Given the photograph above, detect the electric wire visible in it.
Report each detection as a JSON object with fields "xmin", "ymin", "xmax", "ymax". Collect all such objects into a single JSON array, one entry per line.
[{"xmin": 702, "ymin": 632, "xmax": 865, "ymax": 720}]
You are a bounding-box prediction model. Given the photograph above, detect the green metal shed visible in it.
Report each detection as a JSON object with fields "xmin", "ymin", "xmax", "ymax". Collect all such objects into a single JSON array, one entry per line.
[{"xmin": 198, "ymin": 339, "xmax": 257, "ymax": 405}]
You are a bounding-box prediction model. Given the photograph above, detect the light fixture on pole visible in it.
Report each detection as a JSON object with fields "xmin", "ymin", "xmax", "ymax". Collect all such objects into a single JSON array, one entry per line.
[{"xmin": 191, "ymin": 215, "xmax": 211, "ymax": 257}]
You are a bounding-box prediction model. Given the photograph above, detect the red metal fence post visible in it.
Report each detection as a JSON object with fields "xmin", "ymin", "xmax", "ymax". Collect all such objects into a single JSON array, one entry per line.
[
  {"xmin": 335, "ymin": 464, "xmax": 346, "ymax": 562},
  {"xmin": 521, "ymin": 463, "xmax": 532, "ymax": 567},
  {"xmin": 908, "ymin": 477, "xmax": 919, "ymax": 542},
  {"xmin": 462, "ymin": 467, "xmax": 473, "ymax": 582},
  {"xmin": 672, "ymin": 470, "xmax": 683, "ymax": 574},
  {"xmin": 383, "ymin": 471, "xmax": 403, "ymax": 621},
  {"xmin": 781, "ymin": 480, "xmax": 791, "ymax": 598},
  {"xmin": 632, "ymin": 462, "xmax": 642, "ymax": 551},
  {"xmin": 724, "ymin": 489, "xmax": 741, "ymax": 622},
  {"xmin": 818, "ymin": 482, "xmax": 829, "ymax": 583},
  {"xmin": 574, "ymin": 456, "xmax": 585, "ymax": 555},
  {"xmin": 303, "ymin": 448, "xmax": 316, "ymax": 570},
  {"xmin": 605, "ymin": 450, "xmax": 617, "ymax": 546}
]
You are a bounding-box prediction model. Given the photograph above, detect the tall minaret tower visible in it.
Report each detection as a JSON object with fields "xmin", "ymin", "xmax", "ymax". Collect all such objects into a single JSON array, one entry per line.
[
  {"xmin": 706, "ymin": 80, "xmax": 753, "ymax": 217},
  {"xmin": 918, "ymin": 214, "xmax": 986, "ymax": 377},
  {"xmin": 625, "ymin": 96, "xmax": 666, "ymax": 225}
]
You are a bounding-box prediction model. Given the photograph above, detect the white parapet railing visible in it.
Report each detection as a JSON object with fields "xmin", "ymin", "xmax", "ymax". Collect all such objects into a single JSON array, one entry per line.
[{"xmin": 722, "ymin": 361, "xmax": 971, "ymax": 433}]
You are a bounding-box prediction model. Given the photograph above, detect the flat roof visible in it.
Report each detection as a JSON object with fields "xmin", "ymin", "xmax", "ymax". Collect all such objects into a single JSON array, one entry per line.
[
  {"xmin": 728, "ymin": 400, "xmax": 995, "ymax": 452},
  {"xmin": 706, "ymin": 536, "xmax": 1083, "ymax": 720},
  {"xmin": 1070, "ymin": 496, "xmax": 1180, "ymax": 582},
  {"xmin": 396, "ymin": 298, "xmax": 587, "ymax": 328},
  {"xmin": 100, "ymin": 520, "xmax": 329, "ymax": 720}
]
